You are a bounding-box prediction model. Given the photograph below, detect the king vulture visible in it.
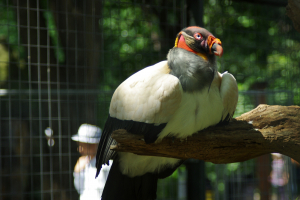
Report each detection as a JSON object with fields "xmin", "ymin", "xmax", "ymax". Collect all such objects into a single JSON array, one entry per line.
[{"xmin": 96, "ymin": 26, "xmax": 238, "ymax": 200}]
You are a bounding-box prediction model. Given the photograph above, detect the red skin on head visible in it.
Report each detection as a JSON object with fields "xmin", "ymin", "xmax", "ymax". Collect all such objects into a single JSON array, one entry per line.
[{"xmin": 177, "ymin": 36, "xmax": 197, "ymax": 54}]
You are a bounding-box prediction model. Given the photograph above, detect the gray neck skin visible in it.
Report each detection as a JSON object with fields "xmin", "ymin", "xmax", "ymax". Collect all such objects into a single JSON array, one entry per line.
[{"xmin": 167, "ymin": 48, "xmax": 216, "ymax": 93}]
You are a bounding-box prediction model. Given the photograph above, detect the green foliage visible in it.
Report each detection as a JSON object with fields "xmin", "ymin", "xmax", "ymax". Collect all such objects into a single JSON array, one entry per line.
[
  {"xmin": 0, "ymin": 2, "xmax": 18, "ymax": 45},
  {"xmin": 0, "ymin": 1, "xmax": 25, "ymax": 84},
  {"xmin": 204, "ymin": 1, "xmax": 300, "ymax": 104},
  {"xmin": 0, "ymin": 43, "xmax": 9, "ymax": 83},
  {"xmin": 42, "ymin": 10, "xmax": 65, "ymax": 63},
  {"xmin": 101, "ymin": 0, "xmax": 161, "ymax": 83}
]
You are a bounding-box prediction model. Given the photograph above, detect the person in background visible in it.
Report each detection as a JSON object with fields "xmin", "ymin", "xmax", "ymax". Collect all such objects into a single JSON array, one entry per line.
[
  {"xmin": 71, "ymin": 124, "xmax": 112, "ymax": 200},
  {"xmin": 270, "ymin": 153, "xmax": 289, "ymax": 200}
]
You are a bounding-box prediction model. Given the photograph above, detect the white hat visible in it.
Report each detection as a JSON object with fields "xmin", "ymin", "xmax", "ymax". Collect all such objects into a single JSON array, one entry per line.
[
  {"xmin": 271, "ymin": 153, "xmax": 282, "ymax": 158},
  {"xmin": 71, "ymin": 124, "xmax": 102, "ymax": 144}
]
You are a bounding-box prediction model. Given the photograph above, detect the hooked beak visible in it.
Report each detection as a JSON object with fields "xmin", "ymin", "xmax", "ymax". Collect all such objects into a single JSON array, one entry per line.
[
  {"xmin": 207, "ymin": 35, "xmax": 223, "ymax": 57},
  {"xmin": 211, "ymin": 43, "xmax": 223, "ymax": 57}
]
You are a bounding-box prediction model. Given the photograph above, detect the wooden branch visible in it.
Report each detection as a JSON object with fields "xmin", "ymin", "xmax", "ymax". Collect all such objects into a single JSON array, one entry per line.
[
  {"xmin": 111, "ymin": 105, "xmax": 300, "ymax": 164},
  {"xmin": 286, "ymin": 0, "xmax": 300, "ymax": 33}
]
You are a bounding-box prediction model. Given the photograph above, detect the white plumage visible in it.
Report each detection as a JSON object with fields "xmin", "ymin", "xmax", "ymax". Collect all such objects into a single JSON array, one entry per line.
[
  {"xmin": 107, "ymin": 60, "xmax": 238, "ymax": 177},
  {"xmin": 96, "ymin": 26, "xmax": 238, "ymax": 200},
  {"xmin": 110, "ymin": 61, "xmax": 182, "ymax": 124}
]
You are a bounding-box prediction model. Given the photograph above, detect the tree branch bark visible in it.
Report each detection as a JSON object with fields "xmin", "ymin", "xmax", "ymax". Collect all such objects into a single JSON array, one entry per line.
[
  {"xmin": 110, "ymin": 104, "xmax": 300, "ymax": 164},
  {"xmin": 286, "ymin": 0, "xmax": 300, "ymax": 33}
]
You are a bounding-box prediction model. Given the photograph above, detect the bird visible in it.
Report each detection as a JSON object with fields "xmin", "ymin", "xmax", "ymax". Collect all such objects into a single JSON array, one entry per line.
[{"xmin": 95, "ymin": 26, "xmax": 238, "ymax": 200}]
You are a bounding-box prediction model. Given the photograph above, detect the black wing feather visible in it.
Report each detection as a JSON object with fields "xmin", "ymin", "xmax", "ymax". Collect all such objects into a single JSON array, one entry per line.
[
  {"xmin": 216, "ymin": 112, "xmax": 234, "ymax": 126},
  {"xmin": 95, "ymin": 115, "xmax": 167, "ymax": 177}
]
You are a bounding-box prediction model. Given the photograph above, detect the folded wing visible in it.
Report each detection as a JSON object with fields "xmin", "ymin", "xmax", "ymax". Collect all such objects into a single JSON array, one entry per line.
[
  {"xmin": 219, "ymin": 72, "xmax": 239, "ymax": 123},
  {"xmin": 95, "ymin": 61, "xmax": 183, "ymax": 177}
]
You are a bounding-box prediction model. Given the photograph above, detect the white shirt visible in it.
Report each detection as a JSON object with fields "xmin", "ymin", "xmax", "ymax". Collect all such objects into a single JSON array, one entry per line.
[{"xmin": 73, "ymin": 157, "xmax": 112, "ymax": 199}]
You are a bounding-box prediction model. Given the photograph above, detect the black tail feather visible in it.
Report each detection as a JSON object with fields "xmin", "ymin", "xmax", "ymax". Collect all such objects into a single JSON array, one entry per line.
[
  {"xmin": 96, "ymin": 115, "xmax": 167, "ymax": 178},
  {"xmin": 102, "ymin": 160, "xmax": 158, "ymax": 200}
]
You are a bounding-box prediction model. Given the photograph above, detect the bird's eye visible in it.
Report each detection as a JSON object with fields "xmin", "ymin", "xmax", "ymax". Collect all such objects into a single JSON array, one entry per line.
[{"xmin": 194, "ymin": 33, "xmax": 202, "ymax": 40}]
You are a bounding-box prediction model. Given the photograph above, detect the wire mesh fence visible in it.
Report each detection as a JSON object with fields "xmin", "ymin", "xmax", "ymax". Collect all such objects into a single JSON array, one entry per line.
[{"xmin": 0, "ymin": 0, "xmax": 300, "ymax": 200}]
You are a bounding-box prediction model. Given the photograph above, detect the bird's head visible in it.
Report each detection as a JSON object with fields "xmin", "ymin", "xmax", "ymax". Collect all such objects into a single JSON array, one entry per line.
[{"xmin": 174, "ymin": 26, "xmax": 223, "ymax": 60}]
